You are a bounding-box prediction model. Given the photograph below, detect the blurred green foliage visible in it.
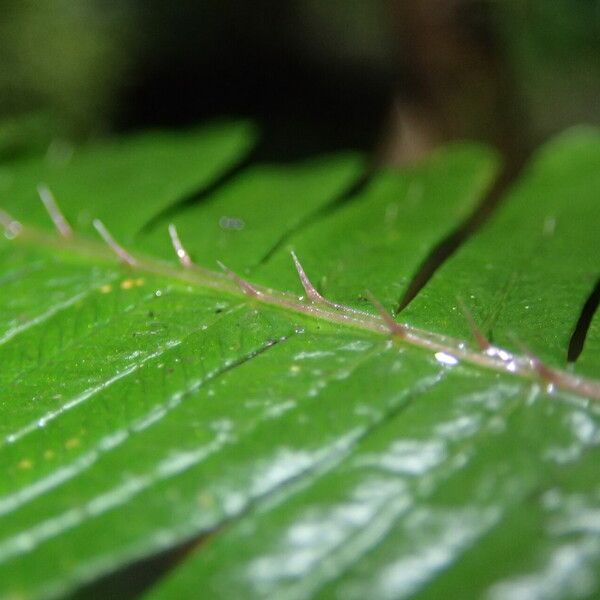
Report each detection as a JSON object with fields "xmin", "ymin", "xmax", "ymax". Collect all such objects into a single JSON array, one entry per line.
[
  {"xmin": 498, "ymin": 0, "xmax": 600, "ymax": 139},
  {"xmin": 0, "ymin": 0, "xmax": 597, "ymax": 145},
  {"xmin": 0, "ymin": 0, "xmax": 131, "ymax": 134}
]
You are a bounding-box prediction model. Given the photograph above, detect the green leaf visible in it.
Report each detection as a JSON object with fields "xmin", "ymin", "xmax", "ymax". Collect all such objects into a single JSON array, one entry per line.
[
  {"xmin": 0, "ymin": 120, "xmax": 257, "ymax": 240},
  {"xmin": 403, "ymin": 128, "xmax": 600, "ymax": 364},
  {"xmin": 0, "ymin": 122, "xmax": 598, "ymax": 600}
]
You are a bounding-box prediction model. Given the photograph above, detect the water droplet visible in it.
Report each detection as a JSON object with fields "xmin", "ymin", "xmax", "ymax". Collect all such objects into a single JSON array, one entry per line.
[
  {"xmin": 219, "ymin": 216, "xmax": 245, "ymax": 230},
  {"xmin": 434, "ymin": 352, "xmax": 459, "ymax": 367},
  {"xmin": 486, "ymin": 347, "xmax": 512, "ymax": 362}
]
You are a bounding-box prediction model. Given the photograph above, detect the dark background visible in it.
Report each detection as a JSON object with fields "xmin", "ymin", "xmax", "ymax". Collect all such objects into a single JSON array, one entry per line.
[{"xmin": 1, "ymin": 0, "xmax": 599, "ymax": 168}]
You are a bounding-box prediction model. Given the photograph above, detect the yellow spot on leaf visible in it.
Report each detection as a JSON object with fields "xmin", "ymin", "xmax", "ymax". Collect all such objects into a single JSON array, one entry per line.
[
  {"xmin": 99, "ymin": 284, "xmax": 113, "ymax": 294},
  {"xmin": 65, "ymin": 438, "xmax": 80, "ymax": 450},
  {"xmin": 43, "ymin": 450, "xmax": 55, "ymax": 460},
  {"xmin": 120, "ymin": 279, "xmax": 135, "ymax": 290},
  {"xmin": 18, "ymin": 459, "xmax": 33, "ymax": 470},
  {"xmin": 198, "ymin": 492, "xmax": 215, "ymax": 508}
]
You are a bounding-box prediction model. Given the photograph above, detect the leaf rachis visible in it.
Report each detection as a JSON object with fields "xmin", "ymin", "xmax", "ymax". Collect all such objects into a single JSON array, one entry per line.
[
  {"xmin": 513, "ymin": 338, "xmax": 580, "ymax": 394},
  {"xmin": 3, "ymin": 212, "xmax": 600, "ymax": 401}
]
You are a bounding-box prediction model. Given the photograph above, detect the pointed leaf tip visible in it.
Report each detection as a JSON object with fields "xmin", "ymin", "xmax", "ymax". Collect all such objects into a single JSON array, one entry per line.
[
  {"xmin": 457, "ymin": 296, "xmax": 490, "ymax": 351},
  {"xmin": 291, "ymin": 251, "xmax": 325, "ymax": 303},
  {"xmin": 217, "ymin": 260, "xmax": 261, "ymax": 297},
  {"xmin": 366, "ymin": 290, "xmax": 407, "ymax": 337},
  {"xmin": 37, "ymin": 184, "xmax": 73, "ymax": 239},
  {"xmin": 93, "ymin": 219, "xmax": 137, "ymax": 267},
  {"xmin": 168, "ymin": 223, "xmax": 193, "ymax": 268}
]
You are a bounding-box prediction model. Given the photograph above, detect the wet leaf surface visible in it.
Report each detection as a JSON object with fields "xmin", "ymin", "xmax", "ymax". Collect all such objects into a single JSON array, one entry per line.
[{"xmin": 0, "ymin": 122, "xmax": 598, "ymax": 599}]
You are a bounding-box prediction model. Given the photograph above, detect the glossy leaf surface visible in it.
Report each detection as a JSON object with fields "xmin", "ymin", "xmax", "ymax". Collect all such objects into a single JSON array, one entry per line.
[{"xmin": 0, "ymin": 123, "xmax": 598, "ymax": 600}]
